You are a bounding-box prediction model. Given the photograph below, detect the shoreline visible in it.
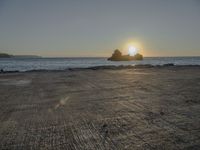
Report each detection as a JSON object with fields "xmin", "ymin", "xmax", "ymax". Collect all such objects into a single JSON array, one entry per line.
[{"xmin": 1, "ymin": 64, "xmax": 200, "ymax": 74}]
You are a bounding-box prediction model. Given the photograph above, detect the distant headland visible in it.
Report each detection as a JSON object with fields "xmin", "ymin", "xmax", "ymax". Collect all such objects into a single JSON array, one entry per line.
[
  {"xmin": 0, "ymin": 53, "xmax": 11, "ymax": 58},
  {"xmin": 0, "ymin": 53, "xmax": 41, "ymax": 58},
  {"xmin": 108, "ymin": 49, "xmax": 143, "ymax": 61}
]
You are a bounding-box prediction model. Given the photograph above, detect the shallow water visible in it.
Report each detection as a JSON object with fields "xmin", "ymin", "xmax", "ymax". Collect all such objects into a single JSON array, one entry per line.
[{"xmin": 0, "ymin": 57, "xmax": 200, "ymax": 71}]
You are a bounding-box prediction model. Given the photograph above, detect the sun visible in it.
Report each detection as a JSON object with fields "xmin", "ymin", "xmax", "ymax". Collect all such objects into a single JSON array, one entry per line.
[{"xmin": 128, "ymin": 46, "xmax": 138, "ymax": 56}]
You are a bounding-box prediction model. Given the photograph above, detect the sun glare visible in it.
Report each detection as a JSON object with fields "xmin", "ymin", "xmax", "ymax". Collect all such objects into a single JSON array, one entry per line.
[{"xmin": 128, "ymin": 46, "xmax": 138, "ymax": 56}]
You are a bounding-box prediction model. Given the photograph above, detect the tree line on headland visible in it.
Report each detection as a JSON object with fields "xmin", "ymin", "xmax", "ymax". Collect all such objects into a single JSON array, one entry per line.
[
  {"xmin": 0, "ymin": 53, "xmax": 12, "ymax": 58},
  {"xmin": 0, "ymin": 50, "xmax": 143, "ymax": 60},
  {"xmin": 0, "ymin": 53, "xmax": 41, "ymax": 58}
]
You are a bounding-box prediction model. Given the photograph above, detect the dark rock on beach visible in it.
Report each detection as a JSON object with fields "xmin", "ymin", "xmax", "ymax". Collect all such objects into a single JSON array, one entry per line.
[{"xmin": 163, "ymin": 63, "xmax": 175, "ymax": 67}]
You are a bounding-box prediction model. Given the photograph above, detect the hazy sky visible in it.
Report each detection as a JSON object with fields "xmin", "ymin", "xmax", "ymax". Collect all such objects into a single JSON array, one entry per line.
[{"xmin": 0, "ymin": 0, "xmax": 200, "ymax": 57}]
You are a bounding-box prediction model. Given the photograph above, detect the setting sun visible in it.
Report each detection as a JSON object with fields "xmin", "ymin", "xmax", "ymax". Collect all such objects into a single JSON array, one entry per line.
[{"xmin": 128, "ymin": 46, "xmax": 138, "ymax": 56}]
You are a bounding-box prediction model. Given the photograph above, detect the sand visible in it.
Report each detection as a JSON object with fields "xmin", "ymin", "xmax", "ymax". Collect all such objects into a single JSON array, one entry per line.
[{"xmin": 0, "ymin": 66, "xmax": 200, "ymax": 149}]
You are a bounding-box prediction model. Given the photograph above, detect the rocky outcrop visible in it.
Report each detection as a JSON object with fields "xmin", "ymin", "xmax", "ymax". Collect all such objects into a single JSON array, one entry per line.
[{"xmin": 108, "ymin": 49, "xmax": 143, "ymax": 61}]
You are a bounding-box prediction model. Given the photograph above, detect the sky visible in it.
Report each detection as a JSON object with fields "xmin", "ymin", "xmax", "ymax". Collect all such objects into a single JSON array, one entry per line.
[{"xmin": 0, "ymin": 0, "xmax": 200, "ymax": 57}]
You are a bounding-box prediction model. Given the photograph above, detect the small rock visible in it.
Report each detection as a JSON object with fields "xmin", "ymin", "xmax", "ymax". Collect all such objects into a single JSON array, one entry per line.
[
  {"xmin": 163, "ymin": 63, "xmax": 174, "ymax": 67},
  {"xmin": 160, "ymin": 111, "xmax": 165, "ymax": 115}
]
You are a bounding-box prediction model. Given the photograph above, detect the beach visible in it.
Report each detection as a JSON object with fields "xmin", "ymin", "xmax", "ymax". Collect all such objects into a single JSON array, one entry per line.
[{"xmin": 0, "ymin": 66, "xmax": 200, "ymax": 149}]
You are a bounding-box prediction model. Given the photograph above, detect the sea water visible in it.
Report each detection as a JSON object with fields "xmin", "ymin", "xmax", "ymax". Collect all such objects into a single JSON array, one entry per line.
[{"xmin": 0, "ymin": 57, "xmax": 200, "ymax": 72}]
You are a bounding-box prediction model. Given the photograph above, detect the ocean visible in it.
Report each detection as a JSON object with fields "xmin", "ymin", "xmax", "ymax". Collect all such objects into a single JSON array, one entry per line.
[{"xmin": 0, "ymin": 57, "xmax": 200, "ymax": 72}]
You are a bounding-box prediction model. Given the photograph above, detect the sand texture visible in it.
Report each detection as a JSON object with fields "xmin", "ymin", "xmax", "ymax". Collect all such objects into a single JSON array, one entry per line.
[{"xmin": 0, "ymin": 66, "xmax": 200, "ymax": 149}]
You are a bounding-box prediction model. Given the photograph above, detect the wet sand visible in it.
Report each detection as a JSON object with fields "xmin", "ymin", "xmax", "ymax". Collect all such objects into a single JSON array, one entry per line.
[{"xmin": 0, "ymin": 66, "xmax": 200, "ymax": 149}]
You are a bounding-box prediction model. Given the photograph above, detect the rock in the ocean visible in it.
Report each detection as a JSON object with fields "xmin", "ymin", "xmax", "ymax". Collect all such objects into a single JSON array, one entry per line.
[{"xmin": 108, "ymin": 49, "xmax": 143, "ymax": 61}]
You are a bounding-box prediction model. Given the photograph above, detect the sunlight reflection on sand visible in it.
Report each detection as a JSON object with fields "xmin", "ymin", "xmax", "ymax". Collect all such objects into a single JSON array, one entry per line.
[
  {"xmin": 48, "ymin": 97, "xmax": 69, "ymax": 113},
  {"xmin": 0, "ymin": 79, "xmax": 31, "ymax": 86}
]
